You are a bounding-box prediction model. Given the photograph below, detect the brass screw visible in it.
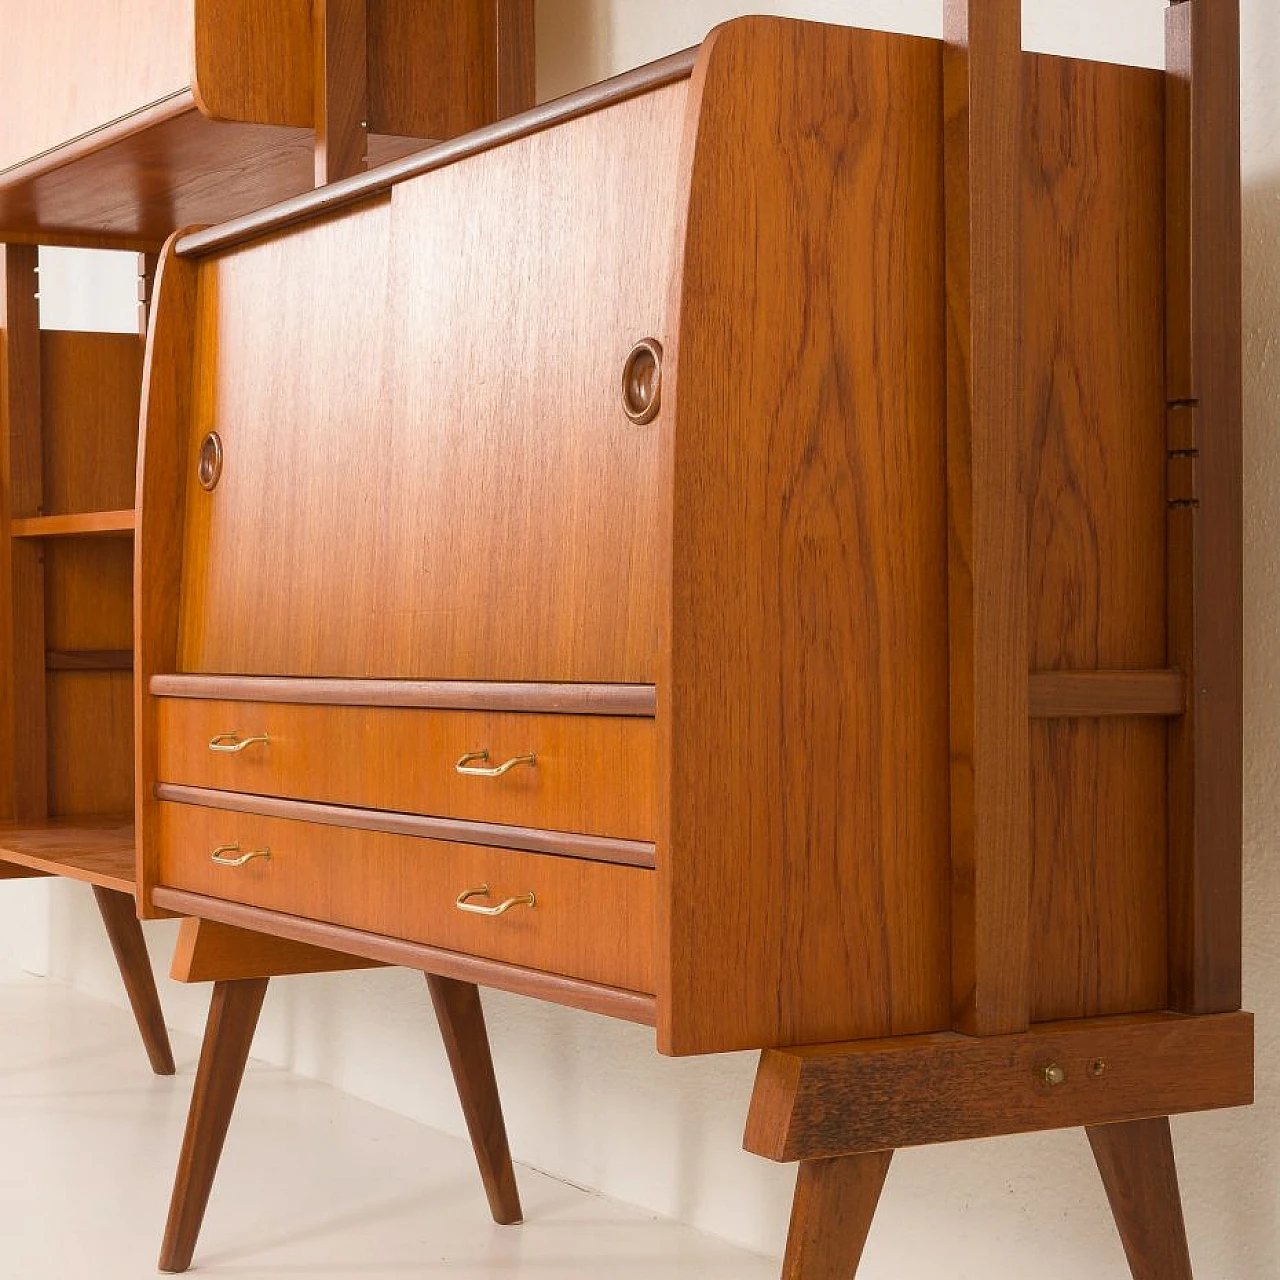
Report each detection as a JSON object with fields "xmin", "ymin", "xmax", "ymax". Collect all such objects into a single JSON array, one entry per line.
[
  {"xmin": 1041, "ymin": 1063, "xmax": 1067, "ymax": 1087},
  {"xmin": 1089, "ymin": 1059, "xmax": 1107, "ymax": 1079}
]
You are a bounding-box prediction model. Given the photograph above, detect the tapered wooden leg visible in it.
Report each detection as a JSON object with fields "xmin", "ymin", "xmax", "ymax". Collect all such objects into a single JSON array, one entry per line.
[
  {"xmin": 426, "ymin": 973, "xmax": 523, "ymax": 1225},
  {"xmin": 92, "ymin": 886, "xmax": 176, "ymax": 1076},
  {"xmin": 1088, "ymin": 1117, "xmax": 1194, "ymax": 1280},
  {"xmin": 159, "ymin": 978, "xmax": 269, "ymax": 1274},
  {"xmin": 781, "ymin": 1152, "xmax": 892, "ymax": 1280}
]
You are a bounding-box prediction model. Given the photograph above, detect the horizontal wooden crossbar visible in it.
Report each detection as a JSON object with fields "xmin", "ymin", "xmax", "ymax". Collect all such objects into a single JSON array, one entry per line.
[{"xmin": 745, "ymin": 1012, "xmax": 1253, "ymax": 1161}]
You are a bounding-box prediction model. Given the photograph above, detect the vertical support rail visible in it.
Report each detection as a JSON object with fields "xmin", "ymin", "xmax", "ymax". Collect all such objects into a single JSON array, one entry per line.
[
  {"xmin": 0, "ymin": 244, "xmax": 47, "ymax": 820},
  {"xmin": 1164, "ymin": 0, "xmax": 1243, "ymax": 1013},
  {"xmin": 496, "ymin": 0, "xmax": 537, "ymax": 118},
  {"xmin": 314, "ymin": 0, "xmax": 369, "ymax": 186},
  {"xmin": 943, "ymin": 1, "xmax": 1030, "ymax": 1035}
]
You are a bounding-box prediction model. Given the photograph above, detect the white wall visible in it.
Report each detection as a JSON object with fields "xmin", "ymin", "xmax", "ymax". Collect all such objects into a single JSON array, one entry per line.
[{"xmin": 7, "ymin": 2, "xmax": 1277, "ymax": 1274}]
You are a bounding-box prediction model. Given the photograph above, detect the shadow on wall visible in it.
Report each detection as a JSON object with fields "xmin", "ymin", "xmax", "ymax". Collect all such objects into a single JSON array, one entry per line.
[{"xmin": 536, "ymin": 0, "xmax": 614, "ymax": 100}]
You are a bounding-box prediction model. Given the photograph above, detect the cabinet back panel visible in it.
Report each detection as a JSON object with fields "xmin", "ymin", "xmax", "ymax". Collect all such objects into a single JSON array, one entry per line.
[
  {"xmin": 41, "ymin": 332, "xmax": 144, "ymax": 517},
  {"xmin": 1023, "ymin": 58, "xmax": 1169, "ymax": 1020},
  {"xmin": 179, "ymin": 85, "xmax": 684, "ymax": 682},
  {"xmin": 47, "ymin": 671, "xmax": 134, "ymax": 816}
]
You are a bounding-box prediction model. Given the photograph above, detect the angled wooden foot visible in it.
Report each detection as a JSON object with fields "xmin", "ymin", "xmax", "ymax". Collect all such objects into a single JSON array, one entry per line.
[
  {"xmin": 426, "ymin": 973, "xmax": 523, "ymax": 1225},
  {"xmin": 781, "ymin": 1152, "xmax": 892, "ymax": 1280},
  {"xmin": 159, "ymin": 977, "xmax": 269, "ymax": 1274},
  {"xmin": 1088, "ymin": 1117, "xmax": 1194, "ymax": 1280},
  {"xmin": 92, "ymin": 886, "xmax": 176, "ymax": 1076}
]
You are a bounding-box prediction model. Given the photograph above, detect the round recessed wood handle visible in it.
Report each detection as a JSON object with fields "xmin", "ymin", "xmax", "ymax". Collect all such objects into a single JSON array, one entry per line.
[
  {"xmin": 198, "ymin": 432, "xmax": 224, "ymax": 491},
  {"xmin": 622, "ymin": 339, "xmax": 663, "ymax": 424}
]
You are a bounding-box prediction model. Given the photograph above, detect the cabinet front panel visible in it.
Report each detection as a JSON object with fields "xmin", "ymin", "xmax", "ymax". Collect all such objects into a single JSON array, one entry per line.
[
  {"xmin": 157, "ymin": 699, "xmax": 655, "ymax": 840},
  {"xmin": 157, "ymin": 802, "xmax": 654, "ymax": 992},
  {"xmin": 178, "ymin": 83, "xmax": 686, "ymax": 683}
]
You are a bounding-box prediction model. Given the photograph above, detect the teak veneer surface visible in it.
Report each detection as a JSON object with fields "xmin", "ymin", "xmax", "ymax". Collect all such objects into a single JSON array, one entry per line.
[
  {"xmin": 139, "ymin": 20, "xmax": 1230, "ymax": 1060},
  {"xmin": 157, "ymin": 699, "xmax": 655, "ymax": 841},
  {"xmin": 1022, "ymin": 57, "xmax": 1169, "ymax": 1024},
  {"xmin": 0, "ymin": 816, "xmax": 135, "ymax": 892},
  {"xmin": 659, "ymin": 21, "xmax": 950, "ymax": 1054},
  {"xmin": 157, "ymin": 802, "xmax": 655, "ymax": 994},
  {"xmin": 176, "ymin": 86, "xmax": 685, "ymax": 683},
  {"xmin": 0, "ymin": 2, "xmax": 526, "ymax": 246}
]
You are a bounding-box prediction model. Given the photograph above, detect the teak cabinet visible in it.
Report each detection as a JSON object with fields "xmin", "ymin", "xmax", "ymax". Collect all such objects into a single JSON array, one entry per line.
[
  {"xmin": 128, "ymin": 11, "xmax": 1252, "ymax": 1277},
  {"xmin": 1, "ymin": 4, "xmax": 1254, "ymax": 1278}
]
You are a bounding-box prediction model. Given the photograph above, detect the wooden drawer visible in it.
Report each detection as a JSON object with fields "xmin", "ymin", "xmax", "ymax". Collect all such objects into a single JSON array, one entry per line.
[
  {"xmin": 157, "ymin": 801, "xmax": 654, "ymax": 993},
  {"xmin": 156, "ymin": 699, "xmax": 655, "ymax": 841}
]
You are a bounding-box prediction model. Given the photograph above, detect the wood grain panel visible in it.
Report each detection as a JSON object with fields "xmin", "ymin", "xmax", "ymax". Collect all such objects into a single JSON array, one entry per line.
[
  {"xmin": 1030, "ymin": 719, "xmax": 1167, "ymax": 1021},
  {"xmin": 157, "ymin": 700, "xmax": 655, "ymax": 841},
  {"xmin": 1164, "ymin": 0, "xmax": 1244, "ymax": 1015},
  {"xmin": 157, "ymin": 803, "xmax": 655, "ymax": 993},
  {"xmin": 1029, "ymin": 670, "xmax": 1185, "ymax": 719},
  {"xmin": 181, "ymin": 86, "xmax": 686, "ymax": 682},
  {"xmin": 1023, "ymin": 58, "xmax": 1169, "ymax": 1024},
  {"xmin": 943, "ymin": 0, "xmax": 1030, "ymax": 1036},
  {"xmin": 745, "ymin": 1011, "xmax": 1254, "ymax": 1161},
  {"xmin": 0, "ymin": 244, "xmax": 47, "ymax": 818},
  {"xmin": 0, "ymin": 101, "xmax": 315, "ymax": 249},
  {"xmin": 0, "ymin": 0, "xmax": 194, "ymax": 174},
  {"xmin": 47, "ymin": 672, "xmax": 134, "ymax": 817},
  {"xmin": 44, "ymin": 540, "xmax": 133, "ymax": 652},
  {"xmin": 660, "ymin": 20, "xmax": 950, "ymax": 1054},
  {"xmin": 135, "ymin": 233, "xmax": 201, "ymax": 914},
  {"xmin": 314, "ymin": 0, "xmax": 369, "ymax": 185},
  {"xmin": 1024, "ymin": 57, "xmax": 1166, "ymax": 672},
  {"xmin": 41, "ymin": 331, "xmax": 144, "ymax": 516},
  {"xmin": 0, "ymin": 815, "xmax": 134, "ymax": 891},
  {"xmin": 192, "ymin": 0, "xmax": 313, "ymax": 128}
]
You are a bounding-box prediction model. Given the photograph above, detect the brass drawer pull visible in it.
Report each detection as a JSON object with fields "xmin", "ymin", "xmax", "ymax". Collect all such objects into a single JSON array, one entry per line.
[
  {"xmin": 209, "ymin": 732, "xmax": 270, "ymax": 754},
  {"xmin": 455, "ymin": 884, "xmax": 536, "ymax": 917},
  {"xmin": 210, "ymin": 843, "xmax": 272, "ymax": 868},
  {"xmin": 455, "ymin": 749, "xmax": 536, "ymax": 777}
]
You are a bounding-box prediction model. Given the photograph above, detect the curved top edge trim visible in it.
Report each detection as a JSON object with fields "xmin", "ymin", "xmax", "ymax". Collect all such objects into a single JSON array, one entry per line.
[{"xmin": 176, "ymin": 46, "xmax": 700, "ymax": 259}]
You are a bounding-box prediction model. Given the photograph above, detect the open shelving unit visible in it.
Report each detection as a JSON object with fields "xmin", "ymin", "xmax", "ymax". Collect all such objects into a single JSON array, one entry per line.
[{"xmin": 0, "ymin": 1, "xmax": 536, "ymax": 1074}]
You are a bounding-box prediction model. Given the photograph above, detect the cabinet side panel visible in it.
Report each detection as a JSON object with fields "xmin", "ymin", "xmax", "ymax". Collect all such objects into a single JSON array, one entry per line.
[
  {"xmin": 661, "ymin": 22, "xmax": 951, "ymax": 1054},
  {"xmin": 192, "ymin": 0, "xmax": 313, "ymax": 128},
  {"xmin": 1023, "ymin": 58, "xmax": 1169, "ymax": 1020},
  {"xmin": 0, "ymin": 0, "xmax": 193, "ymax": 173}
]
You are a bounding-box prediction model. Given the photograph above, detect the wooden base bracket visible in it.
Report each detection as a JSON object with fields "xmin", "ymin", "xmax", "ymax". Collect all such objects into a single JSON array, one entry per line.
[
  {"xmin": 746, "ymin": 1014, "xmax": 1249, "ymax": 1280},
  {"xmin": 170, "ymin": 916, "xmax": 386, "ymax": 983},
  {"xmin": 745, "ymin": 1012, "xmax": 1252, "ymax": 1161}
]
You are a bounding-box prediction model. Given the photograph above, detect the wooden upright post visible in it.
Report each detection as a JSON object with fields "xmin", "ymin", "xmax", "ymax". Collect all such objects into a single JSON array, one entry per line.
[
  {"xmin": 314, "ymin": 0, "xmax": 370, "ymax": 186},
  {"xmin": 1164, "ymin": 0, "xmax": 1243, "ymax": 1015},
  {"xmin": 942, "ymin": 0, "xmax": 1030, "ymax": 1036},
  {"xmin": 0, "ymin": 244, "xmax": 48, "ymax": 820}
]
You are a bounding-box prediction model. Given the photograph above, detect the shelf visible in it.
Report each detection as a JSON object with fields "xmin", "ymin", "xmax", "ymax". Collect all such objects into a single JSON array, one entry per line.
[
  {"xmin": 10, "ymin": 510, "xmax": 135, "ymax": 539},
  {"xmin": 47, "ymin": 650, "xmax": 134, "ymax": 672},
  {"xmin": 0, "ymin": 816, "xmax": 135, "ymax": 894}
]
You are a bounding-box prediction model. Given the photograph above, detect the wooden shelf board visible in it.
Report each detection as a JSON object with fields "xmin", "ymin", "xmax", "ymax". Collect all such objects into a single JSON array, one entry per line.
[
  {"xmin": 0, "ymin": 816, "xmax": 135, "ymax": 894},
  {"xmin": 0, "ymin": 93, "xmax": 429, "ymax": 250},
  {"xmin": 11, "ymin": 510, "xmax": 135, "ymax": 539}
]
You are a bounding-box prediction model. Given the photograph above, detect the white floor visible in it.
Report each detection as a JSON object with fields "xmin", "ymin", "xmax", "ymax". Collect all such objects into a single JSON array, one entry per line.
[{"xmin": 0, "ymin": 970, "xmax": 779, "ymax": 1279}]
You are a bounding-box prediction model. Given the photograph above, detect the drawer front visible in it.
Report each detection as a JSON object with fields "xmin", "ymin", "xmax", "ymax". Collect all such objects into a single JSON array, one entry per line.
[
  {"xmin": 157, "ymin": 699, "xmax": 654, "ymax": 841},
  {"xmin": 157, "ymin": 802, "xmax": 654, "ymax": 993}
]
